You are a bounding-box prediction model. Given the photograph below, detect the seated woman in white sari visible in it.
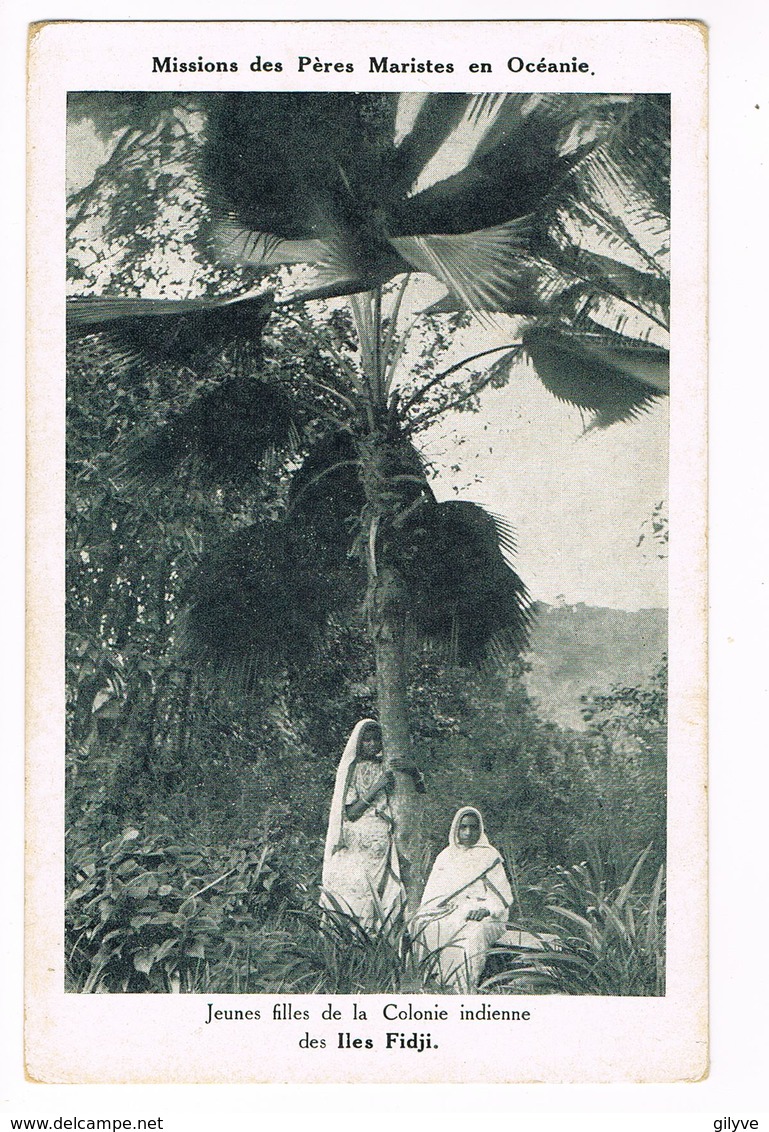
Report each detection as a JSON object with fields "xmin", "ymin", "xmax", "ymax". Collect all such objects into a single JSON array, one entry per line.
[
  {"xmin": 412, "ymin": 807, "xmax": 512, "ymax": 992},
  {"xmin": 321, "ymin": 719, "xmax": 422, "ymax": 931}
]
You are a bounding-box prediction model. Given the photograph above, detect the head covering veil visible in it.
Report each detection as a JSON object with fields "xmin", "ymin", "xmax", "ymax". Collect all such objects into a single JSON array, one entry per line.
[
  {"xmin": 418, "ymin": 806, "xmax": 512, "ymax": 912},
  {"xmin": 449, "ymin": 805, "xmax": 491, "ymax": 849},
  {"xmin": 322, "ymin": 718, "xmax": 379, "ymax": 876}
]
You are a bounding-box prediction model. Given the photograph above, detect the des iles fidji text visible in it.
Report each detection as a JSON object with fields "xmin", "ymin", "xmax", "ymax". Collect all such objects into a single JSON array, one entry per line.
[{"xmin": 204, "ymin": 1000, "xmax": 531, "ymax": 1049}]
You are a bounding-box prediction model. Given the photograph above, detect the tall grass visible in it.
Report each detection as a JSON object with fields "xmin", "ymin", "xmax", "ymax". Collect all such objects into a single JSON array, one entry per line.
[
  {"xmin": 279, "ymin": 899, "xmax": 447, "ymax": 994},
  {"xmin": 199, "ymin": 847, "xmax": 665, "ymax": 997},
  {"xmin": 481, "ymin": 845, "xmax": 665, "ymax": 996},
  {"xmin": 66, "ymin": 825, "xmax": 664, "ymax": 996}
]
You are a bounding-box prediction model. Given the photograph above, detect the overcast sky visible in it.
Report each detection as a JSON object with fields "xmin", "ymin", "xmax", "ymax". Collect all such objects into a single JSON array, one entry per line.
[{"xmin": 426, "ymin": 366, "xmax": 668, "ymax": 610}]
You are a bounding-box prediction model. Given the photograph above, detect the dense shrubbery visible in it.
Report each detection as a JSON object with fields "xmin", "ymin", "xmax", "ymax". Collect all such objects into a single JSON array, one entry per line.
[
  {"xmin": 66, "ymin": 822, "xmax": 665, "ymax": 996},
  {"xmin": 65, "ymin": 827, "xmax": 297, "ymax": 992},
  {"xmin": 573, "ymin": 658, "xmax": 667, "ymax": 885},
  {"xmin": 65, "ymin": 653, "xmax": 667, "ymax": 995}
]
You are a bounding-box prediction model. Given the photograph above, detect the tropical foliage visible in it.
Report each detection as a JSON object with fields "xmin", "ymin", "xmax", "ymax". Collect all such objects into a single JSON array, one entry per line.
[
  {"xmin": 483, "ymin": 847, "xmax": 666, "ymax": 996},
  {"xmin": 66, "ymin": 826, "xmax": 292, "ymax": 993},
  {"xmin": 67, "ymin": 94, "xmax": 668, "ymax": 697},
  {"xmin": 66, "ymin": 90, "xmax": 669, "ymax": 954}
]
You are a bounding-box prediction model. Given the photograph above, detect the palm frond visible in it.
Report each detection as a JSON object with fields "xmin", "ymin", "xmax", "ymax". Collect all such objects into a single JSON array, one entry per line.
[
  {"xmin": 180, "ymin": 517, "xmax": 362, "ymax": 686},
  {"xmin": 522, "ymin": 326, "xmax": 667, "ymax": 428},
  {"xmin": 583, "ymin": 93, "xmax": 670, "ymax": 222},
  {"xmin": 391, "ymin": 93, "xmax": 473, "ymax": 197},
  {"xmin": 200, "ymin": 92, "xmax": 398, "ymax": 240},
  {"xmin": 403, "ymin": 93, "xmax": 514, "ymax": 199},
  {"xmin": 544, "ymin": 245, "xmax": 669, "ymax": 316},
  {"xmin": 208, "ymin": 219, "xmax": 408, "ymax": 302},
  {"xmin": 569, "ymin": 330, "xmax": 669, "ymax": 392},
  {"xmin": 67, "ymin": 291, "xmax": 274, "ymax": 373},
  {"xmin": 178, "ymin": 430, "xmax": 373, "ymax": 686},
  {"xmin": 207, "ymin": 220, "xmax": 324, "ymax": 267},
  {"xmin": 389, "ymin": 499, "xmax": 533, "ymax": 663},
  {"xmin": 393, "ymin": 93, "xmax": 609, "ymax": 237},
  {"xmin": 112, "ymin": 376, "xmax": 301, "ymax": 491},
  {"xmin": 391, "ymin": 218, "xmax": 535, "ymax": 314},
  {"xmin": 420, "ymin": 292, "xmax": 539, "ymax": 318}
]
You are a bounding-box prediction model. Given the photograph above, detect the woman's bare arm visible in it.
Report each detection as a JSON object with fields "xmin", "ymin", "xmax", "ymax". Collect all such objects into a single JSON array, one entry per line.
[{"xmin": 344, "ymin": 770, "xmax": 394, "ymax": 822}]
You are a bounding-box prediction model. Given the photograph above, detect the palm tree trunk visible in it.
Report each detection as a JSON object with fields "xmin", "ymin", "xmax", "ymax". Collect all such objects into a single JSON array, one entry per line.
[
  {"xmin": 356, "ymin": 301, "xmax": 428, "ymax": 912},
  {"xmin": 368, "ymin": 560, "xmax": 426, "ymax": 913}
]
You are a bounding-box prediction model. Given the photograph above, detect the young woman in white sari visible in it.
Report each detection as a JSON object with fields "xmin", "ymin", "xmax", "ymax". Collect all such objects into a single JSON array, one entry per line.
[
  {"xmin": 321, "ymin": 719, "xmax": 422, "ymax": 931},
  {"xmin": 412, "ymin": 806, "xmax": 512, "ymax": 992}
]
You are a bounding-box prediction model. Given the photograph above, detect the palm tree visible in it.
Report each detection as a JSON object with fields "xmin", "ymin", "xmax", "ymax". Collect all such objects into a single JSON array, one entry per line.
[{"xmin": 67, "ymin": 91, "xmax": 670, "ymax": 903}]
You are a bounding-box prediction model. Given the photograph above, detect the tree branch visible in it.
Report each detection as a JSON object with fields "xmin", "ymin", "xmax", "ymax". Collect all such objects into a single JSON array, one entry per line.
[
  {"xmin": 407, "ymin": 367, "xmax": 508, "ymax": 431},
  {"xmin": 399, "ymin": 343, "xmax": 522, "ymax": 416}
]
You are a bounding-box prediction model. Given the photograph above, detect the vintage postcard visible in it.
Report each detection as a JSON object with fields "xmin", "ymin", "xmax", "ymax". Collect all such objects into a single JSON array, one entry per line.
[{"xmin": 26, "ymin": 19, "xmax": 707, "ymax": 1084}]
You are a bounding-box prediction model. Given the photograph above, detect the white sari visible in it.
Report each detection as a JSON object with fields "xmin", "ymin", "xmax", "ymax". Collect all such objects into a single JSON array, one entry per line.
[
  {"xmin": 321, "ymin": 720, "xmax": 405, "ymax": 930},
  {"xmin": 412, "ymin": 807, "xmax": 512, "ymax": 992}
]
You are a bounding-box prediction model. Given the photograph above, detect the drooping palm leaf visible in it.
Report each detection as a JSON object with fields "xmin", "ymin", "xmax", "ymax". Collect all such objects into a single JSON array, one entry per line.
[
  {"xmin": 393, "ymin": 94, "xmax": 599, "ymax": 236},
  {"xmin": 113, "ymin": 375, "xmax": 301, "ymax": 491},
  {"xmin": 180, "ymin": 425, "xmax": 424, "ymax": 684},
  {"xmin": 389, "ymin": 499, "xmax": 533, "ymax": 663},
  {"xmin": 201, "ymin": 92, "xmax": 397, "ymax": 240},
  {"xmin": 180, "ymin": 429, "xmax": 369, "ymax": 684},
  {"xmin": 183, "ymin": 486, "xmax": 531, "ymax": 679},
  {"xmin": 181, "ymin": 518, "xmax": 363, "ymax": 686},
  {"xmin": 68, "ymin": 289, "xmax": 300, "ymax": 491},
  {"xmin": 208, "ymin": 219, "xmax": 409, "ymax": 303},
  {"xmin": 522, "ymin": 326, "xmax": 668, "ymax": 428},
  {"xmin": 67, "ymin": 290, "xmax": 275, "ymax": 375}
]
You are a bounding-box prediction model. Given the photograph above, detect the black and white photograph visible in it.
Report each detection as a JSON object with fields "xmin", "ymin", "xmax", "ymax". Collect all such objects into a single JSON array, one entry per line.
[
  {"xmin": 64, "ymin": 86, "xmax": 671, "ymax": 995},
  {"xmin": 24, "ymin": 19, "xmax": 708, "ymax": 1086}
]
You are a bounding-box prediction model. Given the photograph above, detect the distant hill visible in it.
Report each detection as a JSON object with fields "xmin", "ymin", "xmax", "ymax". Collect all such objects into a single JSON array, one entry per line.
[{"xmin": 523, "ymin": 602, "xmax": 667, "ymax": 730}]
